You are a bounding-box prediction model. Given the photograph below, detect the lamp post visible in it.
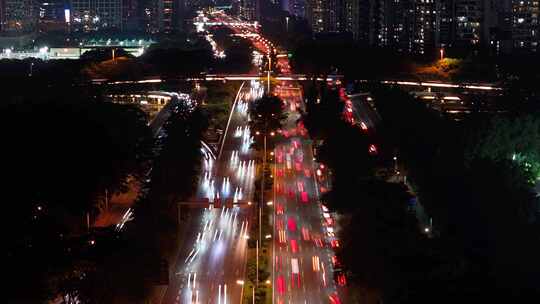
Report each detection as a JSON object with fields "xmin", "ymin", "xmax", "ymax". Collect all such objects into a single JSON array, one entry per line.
[{"xmin": 267, "ymin": 54, "xmax": 272, "ymax": 93}]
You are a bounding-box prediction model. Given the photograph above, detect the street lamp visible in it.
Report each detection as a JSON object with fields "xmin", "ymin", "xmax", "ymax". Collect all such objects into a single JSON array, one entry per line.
[{"xmin": 266, "ymin": 54, "xmax": 272, "ymax": 93}]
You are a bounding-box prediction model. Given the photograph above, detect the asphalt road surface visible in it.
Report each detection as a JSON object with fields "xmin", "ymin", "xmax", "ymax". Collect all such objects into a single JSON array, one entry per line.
[
  {"xmin": 162, "ymin": 81, "xmax": 264, "ymax": 304},
  {"xmin": 272, "ymin": 83, "xmax": 345, "ymax": 304}
]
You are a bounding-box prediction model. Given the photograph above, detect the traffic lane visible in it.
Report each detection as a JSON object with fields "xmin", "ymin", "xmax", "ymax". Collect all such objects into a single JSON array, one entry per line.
[
  {"xmin": 350, "ymin": 95, "xmax": 378, "ymax": 130},
  {"xmin": 174, "ymin": 85, "xmax": 256, "ymax": 303},
  {"xmin": 274, "ymin": 125, "xmax": 338, "ymax": 299},
  {"xmin": 280, "ymin": 139, "xmax": 340, "ymax": 291},
  {"xmin": 277, "ymin": 81, "xmax": 346, "ymax": 300},
  {"xmin": 274, "ymin": 153, "xmax": 318, "ymax": 303},
  {"xmin": 162, "ymin": 209, "xmax": 205, "ymax": 304},
  {"xmin": 183, "ymin": 207, "xmax": 248, "ymax": 304}
]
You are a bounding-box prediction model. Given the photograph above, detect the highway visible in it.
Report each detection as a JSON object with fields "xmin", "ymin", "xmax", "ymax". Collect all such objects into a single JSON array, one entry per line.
[
  {"xmin": 161, "ymin": 11, "xmax": 347, "ymax": 304},
  {"xmin": 162, "ymin": 81, "xmax": 265, "ymax": 304},
  {"xmin": 272, "ymin": 84, "xmax": 345, "ymax": 304}
]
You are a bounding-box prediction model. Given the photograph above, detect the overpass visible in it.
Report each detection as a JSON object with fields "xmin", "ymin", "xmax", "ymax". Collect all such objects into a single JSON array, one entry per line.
[
  {"xmin": 94, "ymin": 74, "xmax": 343, "ymax": 85},
  {"xmin": 95, "ymin": 75, "xmax": 501, "ymax": 92}
]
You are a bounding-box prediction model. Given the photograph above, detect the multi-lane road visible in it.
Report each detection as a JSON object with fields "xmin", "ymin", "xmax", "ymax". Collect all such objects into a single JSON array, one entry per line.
[
  {"xmin": 162, "ymin": 81, "xmax": 264, "ymax": 304},
  {"xmin": 161, "ymin": 11, "xmax": 347, "ymax": 304},
  {"xmin": 272, "ymin": 84, "xmax": 345, "ymax": 304}
]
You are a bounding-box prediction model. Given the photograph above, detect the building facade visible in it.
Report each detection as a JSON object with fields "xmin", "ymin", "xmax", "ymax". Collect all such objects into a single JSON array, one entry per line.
[
  {"xmin": 512, "ymin": 0, "xmax": 538, "ymax": 52},
  {"xmin": 240, "ymin": 0, "xmax": 259, "ymax": 21},
  {"xmin": 1, "ymin": 0, "xmax": 38, "ymax": 33},
  {"xmin": 344, "ymin": 0, "xmax": 370, "ymax": 42},
  {"xmin": 70, "ymin": 0, "xmax": 123, "ymax": 31},
  {"xmin": 305, "ymin": 0, "xmax": 344, "ymax": 33}
]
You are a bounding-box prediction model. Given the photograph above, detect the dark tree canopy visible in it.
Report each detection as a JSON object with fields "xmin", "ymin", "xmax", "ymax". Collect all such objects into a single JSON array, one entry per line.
[{"xmin": 249, "ymin": 94, "xmax": 287, "ymax": 135}]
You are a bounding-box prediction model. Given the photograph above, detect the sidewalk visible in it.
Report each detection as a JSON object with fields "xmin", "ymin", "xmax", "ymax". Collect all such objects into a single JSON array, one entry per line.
[{"xmin": 93, "ymin": 177, "xmax": 140, "ymax": 228}]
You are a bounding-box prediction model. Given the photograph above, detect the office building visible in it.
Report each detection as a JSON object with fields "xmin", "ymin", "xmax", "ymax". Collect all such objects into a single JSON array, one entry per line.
[
  {"xmin": 436, "ymin": 0, "xmax": 455, "ymax": 47},
  {"xmin": 240, "ymin": 0, "xmax": 259, "ymax": 21},
  {"xmin": 283, "ymin": 0, "xmax": 306, "ymax": 17},
  {"xmin": 512, "ymin": 0, "xmax": 538, "ymax": 52},
  {"xmin": 1, "ymin": 0, "xmax": 38, "ymax": 33},
  {"xmin": 344, "ymin": 0, "xmax": 370, "ymax": 42},
  {"xmin": 306, "ymin": 0, "xmax": 344, "ymax": 33},
  {"xmin": 454, "ymin": 0, "xmax": 483, "ymax": 47},
  {"xmin": 70, "ymin": 0, "xmax": 123, "ymax": 31}
]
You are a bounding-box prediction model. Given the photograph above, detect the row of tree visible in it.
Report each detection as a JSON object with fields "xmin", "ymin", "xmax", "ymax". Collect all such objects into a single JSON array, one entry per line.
[
  {"xmin": 290, "ymin": 39, "xmax": 540, "ymax": 84},
  {"xmin": 2, "ymin": 90, "xmax": 154, "ymax": 302},
  {"xmin": 301, "ymin": 82, "xmax": 539, "ymax": 303}
]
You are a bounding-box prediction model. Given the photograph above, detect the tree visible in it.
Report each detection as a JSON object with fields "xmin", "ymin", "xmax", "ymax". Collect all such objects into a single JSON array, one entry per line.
[
  {"xmin": 301, "ymin": 83, "xmax": 344, "ymax": 140},
  {"xmin": 80, "ymin": 48, "xmax": 134, "ymax": 62},
  {"xmin": 249, "ymin": 94, "xmax": 287, "ymax": 149},
  {"xmin": 465, "ymin": 114, "xmax": 540, "ymax": 182},
  {"xmin": 337, "ymin": 181, "xmax": 422, "ymax": 303},
  {"xmin": 3, "ymin": 95, "xmax": 153, "ymax": 302}
]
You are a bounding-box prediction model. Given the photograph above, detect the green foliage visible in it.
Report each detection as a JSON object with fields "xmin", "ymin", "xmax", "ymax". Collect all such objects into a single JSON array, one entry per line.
[
  {"xmin": 80, "ymin": 48, "xmax": 134, "ymax": 62},
  {"xmin": 200, "ymin": 82, "xmax": 239, "ymax": 130},
  {"xmin": 466, "ymin": 114, "xmax": 540, "ymax": 182},
  {"xmin": 2, "ymin": 95, "xmax": 154, "ymax": 302},
  {"xmin": 302, "ymin": 84, "xmax": 376, "ymax": 211},
  {"xmin": 146, "ymin": 107, "xmax": 208, "ymax": 221},
  {"xmin": 337, "ymin": 182, "xmax": 419, "ymax": 300},
  {"xmin": 363, "ymin": 85, "xmax": 540, "ymax": 303},
  {"xmin": 249, "ymin": 95, "xmax": 287, "ymax": 150}
]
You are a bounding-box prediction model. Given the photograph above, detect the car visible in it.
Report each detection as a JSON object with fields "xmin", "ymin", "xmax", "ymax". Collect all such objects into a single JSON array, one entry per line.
[
  {"xmin": 278, "ymin": 230, "xmax": 287, "ymax": 244},
  {"xmin": 331, "ymin": 256, "xmax": 343, "ymax": 271},
  {"xmin": 312, "ymin": 255, "xmax": 320, "ymax": 272},
  {"xmin": 300, "ymin": 191, "xmax": 308, "ymax": 203},
  {"xmin": 329, "ymin": 293, "xmax": 341, "ymax": 304},
  {"xmin": 334, "ymin": 271, "xmax": 347, "ymax": 286},
  {"xmin": 301, "ymin": 227, "xmax": 310, "ymax": 241},
  {"xmin": 287, "ymin": 217, "xmax": 297, "ymax": 232},
  {"xmin": 291, "ymin": 258, "xmax": 301, "ymax": 288},
  {"xmin": 276, "ymin": 203, "xmax": 284, "ymax": 215},
  {"xmin": 297, "ymin": 181, "xmax": 304, "ymax": 192},
  {"xmin": 313, "ymin": 237, "xmax": 323, "ymax": 248},
  {"xmin": 290, "ymin": 239, "xmax": 299, "ymax": 253},
  {"xmin": 277, "ymin": 275, "xmax": 286, "ymax": 295}
]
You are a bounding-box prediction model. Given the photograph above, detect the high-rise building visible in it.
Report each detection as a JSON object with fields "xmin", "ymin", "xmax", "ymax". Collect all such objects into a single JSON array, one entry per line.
[
  {"xmin": 1, "ymin": 0, "xmax": 38, "ymax": 33},
  {"xmin": 70, "ymin": 0, "xmax": 123, "ymax": 31},
  {"xmin": 377, "ymin": 0, "xmax": 436, "ymax": 55},
  {"xmin": 240, "ymin": 0, "xmax": 259, "ymax": 21},
  {"xmin": 454, "ymin": 0, "xmax": 483, "ymax": 47},
  {"xmin": 283, "ymin": 0, "xmax": 306, "ymax": 17},
  {"xmin": 305, "ymin": 0, "xmax": 344, "ymax": 33},
  {"xmin": 412, "ymin": 0, "xmax": 436, "ymax": 54},
  {"xmin": 512, "ymin": 0, "xmax": 538, "ymax": 52},
  {"xmin": 38, "ymin": 0, "xmax": 68, "ymax": 32},
  {"xmin": 369, "ymin": 0, "xmax": 387, "ymax": 47},
  {"xmin": 344, "ymin": 0, "xmax": 370, "ymax": 42},
  {"xmin": 139, "ymin": 0, "xmax": 185, "ymax": 33},
  {"xmin": 483, "ymin": 0, "xmax": 513, "ymax": 55},
  {"xmin": 122, "ymin": 0, "xmax": 138, "ymax": 30},
  {"xmin": 435, "ymin": 0, "xmax": 455, "ymax": 47}
]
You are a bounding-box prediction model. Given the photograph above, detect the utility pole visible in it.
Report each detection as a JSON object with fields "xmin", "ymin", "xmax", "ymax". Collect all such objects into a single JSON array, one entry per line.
[
  {"xmin": 267, "ymin": 55, "xmax": 271, "ymax": 93},
  {"xmin": 105, "ymin": 188, "xmax": 109, "ymax": 211},
  {"xmin": 256, "ymin": 240, "xmax": 259, "ymax": 287}
]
